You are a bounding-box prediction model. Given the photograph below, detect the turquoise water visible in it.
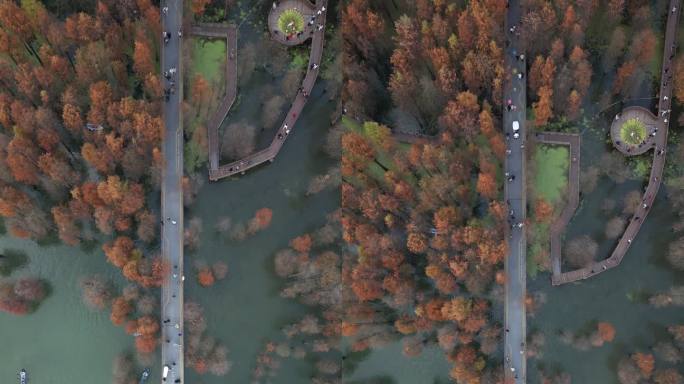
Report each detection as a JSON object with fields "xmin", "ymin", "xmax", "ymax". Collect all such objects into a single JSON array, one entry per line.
[{"xmin": 0, "ymin": 235, "xmax": 157, "ymax": 383}]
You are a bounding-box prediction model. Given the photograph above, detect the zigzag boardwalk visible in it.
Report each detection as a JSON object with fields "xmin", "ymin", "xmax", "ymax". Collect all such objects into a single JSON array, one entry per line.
[
  {"xmin": 189, "ymin": 23, "xmax": 238, "ymax": 173},
  {"xmin": 533, "ymin": 132, "xmax": 581, "ymax": 284},
  {"xmin": 208, "ymin": 0, "xmax": 329, "ymax": 181},
  {"xmin": 549, "ymin": 0, "xmax": 680, "ymax": 285}
]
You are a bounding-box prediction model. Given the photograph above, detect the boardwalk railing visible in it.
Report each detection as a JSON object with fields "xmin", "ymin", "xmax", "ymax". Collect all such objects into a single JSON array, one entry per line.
[
  {"xmin": 189, "ymin": 23, "xmax": 238, "ymax": 173},
  {"xmin": 208, "ymin": 0, "xmax": 329, "ymax": 181},
  {"xmin": 533, "ymin": 132, "xmax": 581, "ymax": 285},
  {"xmin": 549, "ymin": 0, "xmax": 679, "ymax": 285}
]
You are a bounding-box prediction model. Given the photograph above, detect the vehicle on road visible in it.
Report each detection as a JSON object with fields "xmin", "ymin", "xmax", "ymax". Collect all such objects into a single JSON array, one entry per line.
[
  {"xmin": 18, "ymin": 369, "xmax": 27, "ymax": 384},
  {"xmin": 512, "ymin": 120, "xmax": 519, "ymax": 132},
  {"xmin": 513, "ymin": 132, "xmax": 520, "ymax": 139},
  {"xmin": 162, "ymin": 365, "xmax": 169, "ymax": 381}
]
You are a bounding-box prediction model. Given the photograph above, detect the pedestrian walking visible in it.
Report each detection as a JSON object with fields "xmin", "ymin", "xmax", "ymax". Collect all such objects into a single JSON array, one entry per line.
[{"xmin": 162, "ymin": 6, "xmax": 168, "ymax": 14}]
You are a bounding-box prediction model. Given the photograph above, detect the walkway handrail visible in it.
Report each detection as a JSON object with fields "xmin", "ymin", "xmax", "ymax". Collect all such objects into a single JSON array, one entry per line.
[
  {"xmin": 208, "ymin": 0, "xmax": 329, "ymax": 181},
  {"xmin": 551, "ymin": 0, "xmax": 679, "ymax": 285}
]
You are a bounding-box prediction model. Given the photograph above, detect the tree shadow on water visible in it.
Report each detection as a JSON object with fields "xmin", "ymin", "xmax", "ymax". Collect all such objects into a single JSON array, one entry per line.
[{"xmin": 0, "ymin": 249, "xmax": 28, "ymax": 276}]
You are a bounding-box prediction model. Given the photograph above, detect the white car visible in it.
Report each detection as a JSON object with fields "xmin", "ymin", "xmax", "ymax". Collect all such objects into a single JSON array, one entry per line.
[
  {"xmin": 162, "ymin": 365, "xmax": 169, "ymax": 380},
  {"xmin": 512, "ymin": 121, "xmax": 520, "ymax": 132}
]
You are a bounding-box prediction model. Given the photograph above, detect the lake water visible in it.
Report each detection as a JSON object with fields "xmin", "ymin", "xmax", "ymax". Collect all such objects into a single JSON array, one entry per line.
[
  {"xmin": 527, "ymin": 112, "xmax": 684, "ymax": 382},
  {"xmin": 0, "ymin": 235, "xmax": 150, "ymax": 383}
]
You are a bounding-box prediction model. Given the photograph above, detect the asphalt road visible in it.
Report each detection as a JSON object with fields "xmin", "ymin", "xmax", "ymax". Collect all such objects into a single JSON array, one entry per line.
[
  {"xmin": 160, "ymin": 0, "xmax": 184, "ymax": 382},
  {"xmin": 503, "ymin": 0, "xmax": 527, "ymax": 382}
]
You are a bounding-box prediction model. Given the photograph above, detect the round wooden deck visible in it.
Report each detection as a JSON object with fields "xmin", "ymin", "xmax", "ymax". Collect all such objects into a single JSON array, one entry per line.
[
  {"xmin": 610, "ymin": 105, "xmax": 660, "ymax": 156},
  {"xmin": 268, "ymin": 0, "xmax": 317, "ymax": 46}
]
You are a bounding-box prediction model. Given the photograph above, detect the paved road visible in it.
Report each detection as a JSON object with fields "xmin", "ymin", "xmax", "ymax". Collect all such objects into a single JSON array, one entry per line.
[
  {"xmin": 209, "ymin": 0, "xmax": 329, "ymax": 180},
  {"xmin": 160, "ymin": 1, "xmax": 184, "ymax": 382},
  {"xmin": 503, "ymin": 0, "xmax": 526, "ymax": 382},
  {"xmin": 551, "ymin": 0, "xmax": 680, "ymax": 285}
]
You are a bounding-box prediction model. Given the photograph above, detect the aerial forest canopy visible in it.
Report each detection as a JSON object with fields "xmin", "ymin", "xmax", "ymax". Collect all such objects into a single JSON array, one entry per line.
[
  {"xmin": 0, "ymin": 0, "xmax": 165, "ymax": 331},
  {"xmin": 340, "ymin": 0, "xmax": 509, "ymax": 382}
]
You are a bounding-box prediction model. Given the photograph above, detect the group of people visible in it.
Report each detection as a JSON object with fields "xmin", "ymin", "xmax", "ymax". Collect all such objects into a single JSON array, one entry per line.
[
  {"xmin": 161, "ymin": 5, "xmax": 182, "ymax": 101},
  {"xmin": 163, "ymin": 67, "xmax": 177, "ymax": 101}
]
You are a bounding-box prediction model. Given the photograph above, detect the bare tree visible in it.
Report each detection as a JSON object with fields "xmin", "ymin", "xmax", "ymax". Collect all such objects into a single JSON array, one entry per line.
[
  {"xmin": 668, "ymin": 237, "xmax": 684, "ymax": 270},
  {"xmin": 214, "ymin": 216, "xmax": 232, "ymax": 234},
  {"xmin": 581, "ymin": 166, "xmax": 600, "ymax": 194},
  {"xmin": 221, "ymin": 121, "xmax": 256, "ymax": 160},
  {"xmin": 653, "ymin": 342, "xmax": 682, "ymax": 363},
  {"xmin": 80, "ymin": 275, "xmax": 114, "ymax": 310},
  {"xmin": 261, "ymin": 95, "xmax": 286, "ymax": 129},
  {"xmin": 282, "ymin": 68, "xmax": 303, "ymax": 99},
  {"xmin": 136, "ymin": 294, "xmax": 157, "ymax": 315},
  {"xmin": 623, "ymin": 190, "xmax": 642, "ymax": 215},
  {"xmin": 184, "ymin": 217, "xmax": 203, "ymax": 252},
  {"xmin": 306, "ymin": 167, "xmax": 341, "ymax": 196},
  {"xmin": 564, "ymin": 235, "xmax": 598, "ymax": 268},
  {"xmin": 238, "ymin": 43, "xmax": 257, "ymax": 86},
  {"xmin": 324, "ymin": 122, "xmax": 344, "ymax": 159},
  {"xmin": 211, "ymin": 261, "xmax": 229, "ymax": 280},
  {"xmin": 605, "ymin": 216, "xmax": 626, "ymax": 239},
  {"xmin": 617, "ymin": 357, "xmax": 641, "ymax": 384},
  {"xmin": 112, "ymin": 353, "xmax": 136, "ymax": 384}
]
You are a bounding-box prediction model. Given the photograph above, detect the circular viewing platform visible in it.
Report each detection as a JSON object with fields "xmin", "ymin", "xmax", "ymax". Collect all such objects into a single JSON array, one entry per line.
[
  {"xmin": 610, "ymin": 106, "xmax": 660, "ymax": 156},
  {"xmin": 268, "ymin": 0, "xmax": 317, "ymax": 46}
]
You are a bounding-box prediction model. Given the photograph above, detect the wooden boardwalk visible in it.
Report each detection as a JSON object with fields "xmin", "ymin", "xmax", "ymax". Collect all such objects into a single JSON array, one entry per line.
[
  {"xmin": 549, "ymin": 0, "xmax": 680, "ymax": 285},
  {"xmin": 189, "ymin": 23, "xmax": 238, "ymax": 173},
  {"xmin": 533, "ymin": 132, "xmax": 581, "ymax": 285},
  {"xmin": 208, "ymin": 0, "xmax": 328, "ymax": 181},
  {"xmin": 391, "ymin": 131, "xmax": 438, "ymax": 144}
]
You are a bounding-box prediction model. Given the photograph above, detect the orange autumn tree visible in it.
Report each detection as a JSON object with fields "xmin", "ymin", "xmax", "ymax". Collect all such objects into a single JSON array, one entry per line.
[
  {"xmin": 597, "ymin": 322, "xmax": 616, "ymax": 343},
  {"xmin": 110, "ymin": 296, "xmax": 133, "ymax": 326},
  {"xmin": 632, "ymin": 352, "xmax": 655, "ymax": 378},
  {"xmin": 290, "ymin": 234, "xmax": 313, "ymax": 254},
  {"xmin": 250, "ymin": 207, "xmax": 273, "ymax": 231},
  {"xmin": 197, "ymin": 267, "xmax": 215, "ymax": 287},
  {"xmin": 133, "ymin": 315, "xmax": 160, "ymax": 354},
  {"xmin": 534, "ymin": 199, "xmax": 554, "ymax": 223}
]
